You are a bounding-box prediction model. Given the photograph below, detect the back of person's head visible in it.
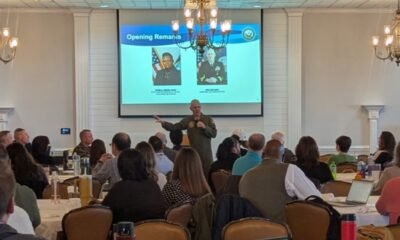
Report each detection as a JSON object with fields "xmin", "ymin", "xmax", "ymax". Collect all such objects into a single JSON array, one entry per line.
[
  {"xmin": 172, "ymin": 147, "xmax": 211, "ymax": 197},
  {"xmin": 0, "ymin": 160, "xmax": 16, "ymax": 219},
  {"xmin": 396, "ymin": 142, "xmax": 400, "ymax": 168},
  {"xmin": 135, "ymin": 141, "xmax": 157, "ymax": 178},
  {"xmin": 295, "ymin": 136, "xmax": 320, "ymax": 168},
  {"xmin": 271, "ymin": 131, "xmax": 285, "ymax": 144},
  {"xmin": 6, "ymin": 142, "xmax": 36, "ymax": 178},
  {"xmin": 169, "ymin": 130, "xmax": 183, "ymax": 146},
  {"xmin": 0, "ymin": 144, "xmax": 9, "ymax": 164},
  {"xmin": 32, "ymin": 135, "xmax": 50, "ymax": 158},
  {"xmin": 263, "ymin": 139, "xmax": 282, "ymax": 159},
  {"xmin": 0, "ymin": 130, "xmax": 12, "ymax": 147},
  {"xmin": 155, "ymin": 132, "xmax": 167, "ymax": 145},
  {"xmin": 149, "ymin": 135, "xmax": 163, "ymax": 152},
  {"xmin": 336, "ymin": 135, "xmax": 352, "ymax": 153},
  {"xmin": 117, "ymin": 149, "xmax": 148, "ymax": 181},
  {"xmin": 112, "ymin": 132, "xmax": 131, "ymax": 152},
  {"xmin": 248, "ymin": 133, "xmax": 265, "ymax": 152},
  {"xmin": 216, "ymin": 137, "xmax": 239, "ymax": 160},
  {"xmin": 379, "ymin": 131, "xmax": 396, "ymax": 155},
  {"xmin": 89, "ymin": 139, "xmax": 106, "ymax": 166}
]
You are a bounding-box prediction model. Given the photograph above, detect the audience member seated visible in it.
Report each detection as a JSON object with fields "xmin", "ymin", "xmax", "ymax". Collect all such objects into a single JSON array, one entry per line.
[
  {"xmin": 7, "ymin": 206, "xmax": 35, "ymax": 235},
  {"xmin": 271, "ymin": 131, "xmax": 296, "ymax": 163},
  {"xmin": 155, "ymin": 132, "xmax": 177, "ymax": 162},
  {"xmin": 149, "ymin": 136, "xmax": 174, "ymax": 175},
  {"xmin": 209, "ymin": 137, "xmax": 241, "ymax": 180},
  {"xmin": 32, "ymin": 136, "xmax": 55, "ymax": 166},
  {"xmin": 232, "ymin": 128, "xmax": 248, "ymax": 156},
  {"xmin": 373, "ymin": 142, "xmax": 400, "ymax": 194},
  {"xmin": 239, "ymin": 139, "xmax": 320, "ymax": 223},
  {"xmin": 0, "ymin": 160, "xmax": 44, "ymax": 239},
  {"xmin": 135, "ymin": 141, "xmax": 167, "ymax": 190},
  {"xmin": 72, "ymin": 129, "xmax": 93, "ymax": 158},
  {"xmin": 94, "ymin": 132, "xmax": 131, "ymax": 190},
  {"xmin": 376, "ymin": 177, "xmax": 400, "ymax": 224},
  {"xmin": 232, "ymin": 133, "xmax": 265, "ymax": 176},
  {"xmin": 0, "ymin": 130, "xmax": 13, "ymax": 147},
  {"xmin": 14, "ymin": 128, "xmax": 32, "ymax": 154},
  {"xmin": 89, "ymin": 139, "xmax": 112, "ymax": 174},
  {"xmin": 296, "ymin": 136, "xmax": 333, "ymax": 187},
  {"xmin": 102, "ymin": 149, "xmax": 166, "ymax": 223},
  {"xmin": 169, "ymin": 129, "xmax": 184, "ymax": 151},
  {"xmin": 371, "ymin": 131, "xmax": 396, "ymax": 170},
  {"xmin": 328, "ymin": 135, "xmax": 357, "ymax": 166},
  {"xmin": 162, "ymin": 147, "xmax": 212, "ymax": 208},
  {"xmin": 7, "ymin": 142, "xmax": 48, "ymax": 199}
]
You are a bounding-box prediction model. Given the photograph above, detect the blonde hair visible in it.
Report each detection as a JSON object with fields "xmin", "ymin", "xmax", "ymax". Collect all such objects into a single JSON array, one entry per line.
[
  {"xmin": 172, "ymin": 147, "xmax": 211, "ymax": 197},
  {"xmin": 135, "ymin": 141, "xmax": 158, "ymax": 182}
]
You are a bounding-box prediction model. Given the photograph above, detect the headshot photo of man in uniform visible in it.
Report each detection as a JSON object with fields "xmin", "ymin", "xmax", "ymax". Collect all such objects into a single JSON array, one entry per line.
[
  {"xmin": 197, "ymin": 48, "xmax": 227, "ymax": 85},
  {"xmin": 153, "ymin": 50, "xmax": 181, "ymax": 86}
]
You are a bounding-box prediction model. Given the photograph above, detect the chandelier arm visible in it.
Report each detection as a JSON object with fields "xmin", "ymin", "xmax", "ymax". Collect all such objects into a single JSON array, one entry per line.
[
  {"xmin": 373, "ymin": 47, "xmax": 393, "ymax": 61},
  {"xmin": 174, "ymin": 34, "xmax": 196, "ymax": 50},
  {"xmin": 0, "ymin": 48, "xmax": 16, "ymax": 64},
  {"xmin": 207, "ymin": 33, "xmax": 230, "ymax": 49}
]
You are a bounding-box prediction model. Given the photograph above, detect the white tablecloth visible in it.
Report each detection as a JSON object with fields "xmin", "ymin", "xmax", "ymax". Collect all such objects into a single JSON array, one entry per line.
[
  {"xmin": 336, "ymin": 173, "xmax": 357, "ymax": 182},
  {"xmin": 35, "ymin": 199, "xmax": 81, "ymax": 240}
]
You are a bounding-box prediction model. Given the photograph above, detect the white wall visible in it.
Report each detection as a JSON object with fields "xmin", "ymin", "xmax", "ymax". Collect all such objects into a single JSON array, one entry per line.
[{"xmin": 0, "ymin": 10, "xmax": 75, "ymax": 147}]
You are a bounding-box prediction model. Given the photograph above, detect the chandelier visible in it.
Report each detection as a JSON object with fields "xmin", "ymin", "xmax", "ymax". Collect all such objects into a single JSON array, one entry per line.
[
  {"xmin": 171, "ymin": 0, "xmax": 232, "ymax": 55},
  {"xmin": 372, "ymin": 0, "xmax": 400, "ymax": 66},
  {"xmin": 0, "ymin": 27, "xmax": 18, "ymax": 64}
]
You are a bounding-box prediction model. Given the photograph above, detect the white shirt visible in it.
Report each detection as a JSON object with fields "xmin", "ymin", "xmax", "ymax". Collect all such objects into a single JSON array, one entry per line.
[
  {"xmin": 7, "ymin": 206, "xmax": 35, "ymax": 235},
  {"xmin": 157, "ymin": 171, "xmax": 167, "ymax": 190},
  {"xmin": 155, "ymin": 152, "xmax": 174, "ymax": 175},
  {"xmin": 285, "ymin": 164, "xmax": 321, "ymax": 199}
]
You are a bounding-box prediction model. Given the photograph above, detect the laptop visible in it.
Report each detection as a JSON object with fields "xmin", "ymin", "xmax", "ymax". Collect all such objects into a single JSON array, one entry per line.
[{"xmin": 327, "ymin": 180, "xmax": 374, "ymax": 207}]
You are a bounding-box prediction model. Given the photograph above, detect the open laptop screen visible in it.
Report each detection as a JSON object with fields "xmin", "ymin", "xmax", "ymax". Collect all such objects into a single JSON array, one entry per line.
[{"xmin": 346, "ymin": 180, "xmax": 374, "ymax": 203}]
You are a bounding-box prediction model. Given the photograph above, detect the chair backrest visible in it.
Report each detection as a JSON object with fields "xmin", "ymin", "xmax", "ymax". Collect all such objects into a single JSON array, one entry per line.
[
  {"xmin": 62, "ymin": 205, "xmax": 112, "ymax": 240},
  {"xmin": 63, "ymin": 176, "xmax": 79, "ymax": 186},
  {"xmin": 222, "ymin": 217, "xmax": 291, "ymax": 240},
  {"xmin": 319, "ymin": 154, "xmax": 333, "ymax": 164},
  {"xmin": 42, "ymin": 182, "xmax": 69, "ymax": 199},
  {"xmin": 320, "ymin": 180, "xmax": 351, "ymax": 197},
  {"xmin": 387, "ymin": 224, "xmax": 400, "ymax": 239},
  {"xmin": 166, "ymin": 202, "xmax": 193, "ymax": 227},
  {"xmin": 286, "ymin": 201, "xmax": 330, "ymax": 240},
  {"xmin": 337, "ymin": 163, "xmax": 357, "ymax": 173},
  {"xmin": 357, "ymin": 154, "xmax": 369, "ymax": 164},
  {"xmin": 135, "ymin": 219, "xmax": 191, "ymax": 240},
  {"xmin": 211, "ymin": 170, "xmax": 231, "ymax": 194}
]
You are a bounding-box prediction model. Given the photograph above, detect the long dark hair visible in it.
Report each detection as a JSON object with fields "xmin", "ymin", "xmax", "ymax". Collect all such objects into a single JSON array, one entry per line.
[
  {"xmin": 117, "ymin": 149, "xmax": 148, "ymax": 181},
  {"xmin": 379, "ymin": 131, "xmax": 396, "ymax": 157},
  {"xmin": 32, "ymin": 136, "xmax": 50, "ymax": 159},
  {"xmin": 216, "ymin": 137, "xmax": 239, "ymax": 161},
  {"xmin": 89, "ymin": 139, "xmax": 106, "ymax": 167},
  {"xmin": 295, "ymin": 136, "xmax": 320, "ymax": 169},
  {"xmin": 7, "ymin": 142, "xmax": 42, "ymax": 182}
]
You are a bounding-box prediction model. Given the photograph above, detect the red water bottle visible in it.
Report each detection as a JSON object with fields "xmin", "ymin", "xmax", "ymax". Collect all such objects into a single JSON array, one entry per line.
[{"xmin": 341, "ymin": 214, "xmax": 356, "ymax": 240}]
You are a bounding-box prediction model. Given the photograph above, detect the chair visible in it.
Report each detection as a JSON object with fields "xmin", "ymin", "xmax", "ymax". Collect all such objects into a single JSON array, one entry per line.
[
  {"xmin": 286, "ymin": 201, "xmax": 331, "ymax": 240},
  {"xmin": 211, "ymin": 170, "xmax": 231, "ymax": 195},
  {"xmin": 337, "ymin": 163, "xmax": 357, "ymax": 173},
  {"xmin": 320, "ymin": 180, "xmax": 351, "ymax": 197},
  {"xmin": 387, "ymin": 224, "xmax": 400, "ymax": 239},
  {"xmin": 135, "ymin": 219, "xmax": 191, "ymax": 240},
  {"xmin": 357, "ymin": 154, "xmax": 369, "ymax": 164},
  {"xmin": 222, "ymin": 217, "xmax": 291, "ymax": 240},
  {"xmin": 62, "ymin": 205, "xmax": 112, "ymax": 240},
  {"xmin": 63, "ymin": 176, "xmax": 104, "ymax": 199},
  {"xmin": 166, "ymin": 202, "xmax": 193, "ymax": 227},
  {"xmin": 42, "ymin": 182, "xmax": 69, "ymax": 199},
  {"xmin": 319, "ymin": 154, "xmax": 333, "ymax": 164}
]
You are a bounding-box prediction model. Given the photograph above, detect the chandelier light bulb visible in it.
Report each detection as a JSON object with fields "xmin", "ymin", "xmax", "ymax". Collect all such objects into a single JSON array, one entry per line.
[
  {"xmin": 210, "ymin": 8, "xmax": 218, "ymax": 18},
  {"xmin": 171, "ymin": 20, "xmax": 180, "ymax": 32},
  {"xmin": 384, "ymin": 25, "xmax": 391, "ymax": 35},
  {"xmin": 210, "ymin": 18, "xmax": 217, "ymax": 30},
  {"xmin": 372, "ymin": 36, "xmax": 379, "ymax": 46},
  {"xmin": 186, "ymin": 18, "xmax": 194, "ymax": 30},
  {"xmin": 222, "ymin": 20, "xmax": 232, "ymax": 32},
  {"xmin": 184, "ymin": 8, "xmax": 191, "ymax": 18},
  {"xmin": 9, "ymin": 37, "xmax": 18, "ymax": 48},
  {"xmin": 197, "ymin": 10, "xmax": 202, "ymax": 19},
  {"xmin": 385, "ymin": 35, "xmax": 394, "ymax": 46},
  {"xmin": 2, "ymin": 27, "xmax": 10, "ymax": 37}
]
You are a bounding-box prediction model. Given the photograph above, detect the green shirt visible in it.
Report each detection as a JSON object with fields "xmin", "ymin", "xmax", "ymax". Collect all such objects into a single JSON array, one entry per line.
[{"xmin": 328, "ymin": 153, "xmax": 357, "ymax": 165}]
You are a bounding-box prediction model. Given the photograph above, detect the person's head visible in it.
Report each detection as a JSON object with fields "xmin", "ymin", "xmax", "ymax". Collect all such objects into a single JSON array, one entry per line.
[
  {"xmin": 117, "ymin": 148, "xmax": 148, "ymax": 181},
  {"xmin": 263, "ymin": 139, "xmax": 283, "ymax": 160},
  {"xmin": 248, "ymin": 133, "xmax": 265, "ymax": 153},
  {"xmin": 89, "ymin": 139, "xmax": 106, "ymax": 167},
  {"xmin": 335, "ymin": 135, "xmax": 352, "ymax": 153},
  {"xmin": 135, "ymin": 141, "xmax": 157, "ymax": 178},
  {"xmin": 111, "ymin": 132, "xmax": 131, "ymax": 156},
  {"xmin": 169, "ymin": 130, "xmax": 183, "ymax": 146},
  {"xmin": 395, "ymin": 142, "xmax": 400, "ymax": 168},
  {"xmin": 155, "ymin": 132, "xmax": 167, "ymax": 146},
  {"xmin": 206, "ymin": 48, "xmax": 216, "ymax": 64},
  {"xmin": 0, "ymin": 131, "xmax": 13, "ymax": 147},
  {"xmin": 148, "ymin": 135, "xmax": 163, "ymax": 153},
  {"xmin": 6, "ymin": 142, "xmax": 37, "ymax": 179},
  {"xmin": 232, "ymin": 129, "xmax": 247, "ymax": 146},
  {"xmin": 0, "ymin": 144, "xmax": 9, "ymax": 164},
  {"xmin": 216, "ymin": 137, "xmax": 240, "ymax": 161},
  {"xmin": 79, "ymin": 129, "xmax": 93, "ymax": 146},
  {"xmin": 14, "ymin": 128, "xmax": 29, "ymax": 145},
  {"xmin": 271, "ymin": 131, "xmax": 285, "ymax": 145},
  {"xmin": 161, "ymin": 52, "xmax": 174, "ymax": 69},
  {"xmin": 295, "ymin": 136, "xmax": 320, "ymax": 168},
  {"xmin": 0, "ymin": 160, "xmax": 16, "ymax": 222},
  {"xmin": 31, "ymin": 136, "xmax": 50, "ymax": 158},
  {"xmin": 172, "ymin": 147, "xmax": 211, "ymax": 197},
  {"xmin": 190, "ymin": 99, "xmax": 202, "ymax": 117},
  {"xmin": 379, "ymin": 131, "xmax": 396, "ymax": 155}
]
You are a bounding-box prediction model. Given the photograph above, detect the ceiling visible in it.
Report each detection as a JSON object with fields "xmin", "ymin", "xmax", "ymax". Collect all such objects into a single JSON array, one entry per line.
[{"xmin": 0, "ymin": 0, "xmax": 397, "ymax": 9}]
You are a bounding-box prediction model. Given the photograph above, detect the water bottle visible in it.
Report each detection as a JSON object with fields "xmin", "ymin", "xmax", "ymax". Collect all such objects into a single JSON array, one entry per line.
[
  {"xmin": 72, "ymin": 153, "xmax": 81, "ymax": 176},
  {"xmin": 341, "ymin": 214, "xmax": 356, "ymax": 240},
  {"xmin": 329, "ymin": 161, "xmax": 337, "ymax": 180}
]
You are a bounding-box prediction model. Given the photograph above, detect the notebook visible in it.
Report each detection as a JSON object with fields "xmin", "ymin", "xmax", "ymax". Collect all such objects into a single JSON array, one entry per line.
[{"xmin": 327, "ymin": 180, "xmax": 374, "ymax": 207}]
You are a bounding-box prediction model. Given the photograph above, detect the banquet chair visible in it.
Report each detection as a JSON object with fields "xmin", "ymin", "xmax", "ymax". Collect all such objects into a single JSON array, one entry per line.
[
  {"xmin": 319, "ymin": 154, "xmax": 333, "ymax": 164},
  {"xmin": 62, "ymin": 205, "xmax": 112, "ymax": 240},
  {"xmin": 63, "ymin": 176, "xmax": 103, "ymax": 199},
  {"xmin": 166, "ymin": 202, "xmax": 193, "ymax": 227},
  {"xmin": 42, "ymin": 182, "xmax": 69, "ymax": 199},
  {"xmin": 222, "ymin": 217, "xmax": 291, "ymax": 240},
  {"xmin": 336, "ymin": 163, "xmax": 357, "ymax": 173},
  {"xmin": 320, "ymin": 180, "xmax": 351, "ymax": 197},
  {"xmin": 357, "ymin": 154, "xmax": 369, "ymax": 164},
  {"xmin": 387, "ymin": 224, "xmax": 400, "ymax": 239},
  {"xmin": 211, "ymin": 169, "xmax": 231, "ymax": 195},
  {"xmin": 135, "ymin": 219, "xmax": 191, "ymax": 240},
  {"xmin": 286, "ymin": 201, "xmax": 330, "ymax": 240}
]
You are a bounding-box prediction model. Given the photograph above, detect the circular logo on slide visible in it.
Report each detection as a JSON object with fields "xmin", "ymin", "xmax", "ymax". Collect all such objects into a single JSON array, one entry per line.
[{"xmin": 242, "ymin": 27, "xmax": 256, "ymax": 41}]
